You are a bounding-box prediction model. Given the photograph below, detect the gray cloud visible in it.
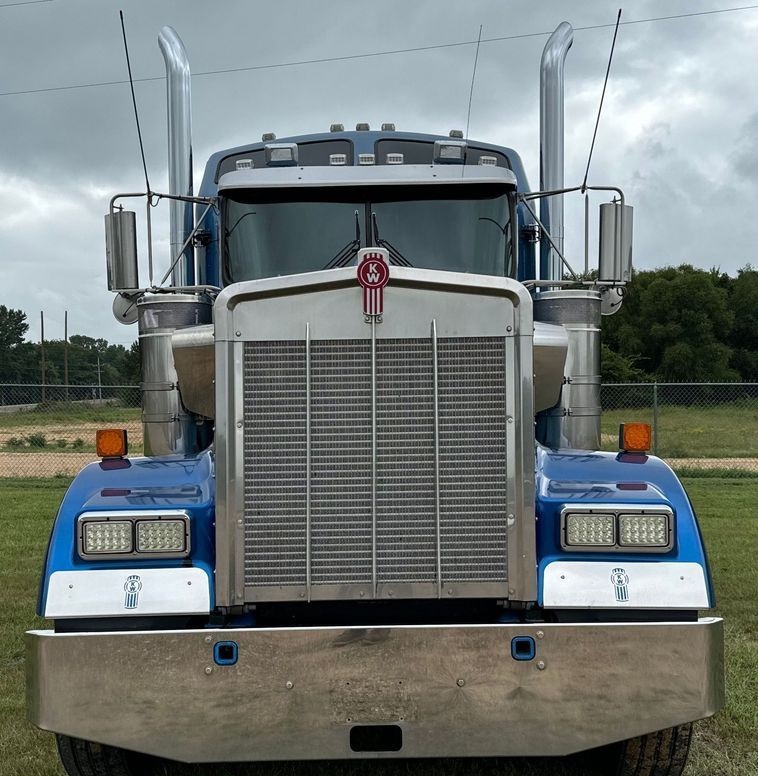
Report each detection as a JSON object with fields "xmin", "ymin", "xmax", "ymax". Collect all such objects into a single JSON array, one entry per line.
[{"xmin": 1, "ymin": 0, "xmax": 757, "ymax": 343}]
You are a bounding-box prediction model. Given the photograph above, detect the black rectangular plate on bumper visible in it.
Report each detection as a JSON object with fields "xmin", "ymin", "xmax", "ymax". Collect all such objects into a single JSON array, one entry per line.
[{"xmin": 26, "ymin": 619, "xmax": 723, "ymax": 763}]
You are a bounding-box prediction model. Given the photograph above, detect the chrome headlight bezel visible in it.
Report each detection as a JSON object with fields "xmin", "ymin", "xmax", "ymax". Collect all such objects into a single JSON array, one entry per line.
[
  {"xmin": 560, "ymin": 505, "xmax": 673, "ymax": 553},
  {"xmin": 77, "ymin": 510, "xmax": 191, "ymax": 560}
]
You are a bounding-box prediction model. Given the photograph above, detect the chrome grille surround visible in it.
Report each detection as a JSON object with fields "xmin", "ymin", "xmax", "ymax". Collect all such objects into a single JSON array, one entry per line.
[{"xmin": 215, "ymin": 267, "xmax": 536, "ymax": 605}]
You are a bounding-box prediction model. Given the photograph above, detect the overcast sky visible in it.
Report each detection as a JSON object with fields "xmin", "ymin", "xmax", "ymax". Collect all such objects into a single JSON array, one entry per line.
[{"xmin": 1, "ymin": 0, "xmax": 757, "ymax": 347}]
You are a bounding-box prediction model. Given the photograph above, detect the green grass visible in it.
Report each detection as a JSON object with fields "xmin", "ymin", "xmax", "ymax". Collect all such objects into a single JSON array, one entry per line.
[
  {"xmin": 0, "ymin": 404, "xmax": 140, "ymax": 430},
  {"xmin": 601, "ymin": 404, "xmax": 758, "ymax": 459},
  {"xmin": 1, "ymin": 479, "xmax": 756, "ymax": 775}
]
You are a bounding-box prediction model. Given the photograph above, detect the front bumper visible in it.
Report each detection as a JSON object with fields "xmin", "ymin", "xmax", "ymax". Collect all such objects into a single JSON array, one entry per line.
[{"xmin": 27, "ymin": 618, "xmax": 723, "ymax": 763}]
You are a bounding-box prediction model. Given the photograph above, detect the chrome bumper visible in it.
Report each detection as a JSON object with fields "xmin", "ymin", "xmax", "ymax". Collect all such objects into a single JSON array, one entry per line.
[{"xmin": 27, "ymin": 618, "xmax": 723, "ymax": 763}]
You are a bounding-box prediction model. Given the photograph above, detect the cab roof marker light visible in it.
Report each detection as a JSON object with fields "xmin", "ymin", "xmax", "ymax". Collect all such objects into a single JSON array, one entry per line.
[
  {"xmin": 449, "ymin": 129, "xmax": 464, "ymax": 138},
  {"xmin": 261, "ymin": 132, "xmax": 276, "ymax": 142},
  {"xmin": 264, "ymin": 143, "xmax": 298, "ymax": 167},
  {"xmin": 356, "ymin": 122, "xmax": 370, "ymax": 131},
  {"xmin": 381, "ymin": 122, "xmax": 396, "ymax": 131},
  {"xmin": 433, "ymin": 139, "xmax": 466, "ymax": 164},
  {"xmin": 235, "ymin": 158, "xmax": 253, "ymax": 170},
  {"xmin": 479, "ymin": 155, "xmax": 498, "ymax": 166},
  {"xmin": 386, "ymin": 153, "xmax": 404, "ymax": 165},
  {"xmin": 330, "ymin": 123, "xmax": 344, "ymax": 132},
  {"xmin": 358, "ymin": 153, "xmax": 376, "ymax": 165},
  {"xmin": 329, "ymin": 153, "xmax": 347, "ymax": 166}
]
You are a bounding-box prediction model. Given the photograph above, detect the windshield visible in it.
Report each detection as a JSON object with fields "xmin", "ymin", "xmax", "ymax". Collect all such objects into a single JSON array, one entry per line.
[{"xmin": 223, "ymin": 184, "xmax": 515, "ymax": 282}]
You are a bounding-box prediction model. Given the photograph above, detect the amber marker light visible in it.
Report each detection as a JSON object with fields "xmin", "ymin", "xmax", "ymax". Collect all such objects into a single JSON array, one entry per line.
[
  {"xmin": 619, "ymin": 423, "xmax": 651, "ymax": 453},
  {"xmin": 96, "ymin": 428, "xmax": 128, "ymax": 459}
]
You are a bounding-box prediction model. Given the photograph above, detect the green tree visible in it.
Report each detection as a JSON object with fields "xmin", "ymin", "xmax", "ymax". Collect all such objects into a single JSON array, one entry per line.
[{"xmin": 602, "ymin": 265, "xmax": 738, "ymax": 382}]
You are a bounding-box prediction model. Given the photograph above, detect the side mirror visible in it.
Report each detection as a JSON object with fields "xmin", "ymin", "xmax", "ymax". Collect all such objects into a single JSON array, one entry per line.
[
  {"xmin": 105, "ymin": 210, "xmax": 139, "ymax": 291},
  {"xmin": 598, "ymin": 202, "xmax": 633, "ymax": 283}
]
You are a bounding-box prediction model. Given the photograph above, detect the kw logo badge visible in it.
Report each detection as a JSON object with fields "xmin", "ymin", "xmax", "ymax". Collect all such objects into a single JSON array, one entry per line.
[
  {"xmin": 357, "ymin": 249, "xmax": 390, "ymax": 322},
  {"xmin": 611, "ymin": 567, "xmax": 630, "ymax": 602},
  {"xmin": 124, "ymin": 574, "xmax": 142, "ymax": 609}
]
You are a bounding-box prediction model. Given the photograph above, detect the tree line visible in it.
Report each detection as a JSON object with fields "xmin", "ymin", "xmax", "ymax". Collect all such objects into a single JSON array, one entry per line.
[
  {"xmin": 1, "ymin": 263, "xmax": 756, "ymax": 387},
  {"xmin": 0, "ymin": 307, "xmax": 140, "ymax": 386},
  {"xmin": 602, "ymin": 264, "xmax": 758, "ymax": 383}
]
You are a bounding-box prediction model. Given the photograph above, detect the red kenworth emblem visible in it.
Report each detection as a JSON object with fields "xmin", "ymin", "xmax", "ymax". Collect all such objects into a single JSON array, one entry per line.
[{"xmin": 356, "ymin": 249, "xmax": 390, "ymax": 319}]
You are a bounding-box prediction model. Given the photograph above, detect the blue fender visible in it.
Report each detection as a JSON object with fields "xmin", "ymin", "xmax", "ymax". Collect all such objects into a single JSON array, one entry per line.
[
  {"xmin": 535, "ymin": 445, "xmax": 715, "ymax": 607},
  {"xmin": 38, "ymin": 451, "xmax": 215, "ymax": 616}
]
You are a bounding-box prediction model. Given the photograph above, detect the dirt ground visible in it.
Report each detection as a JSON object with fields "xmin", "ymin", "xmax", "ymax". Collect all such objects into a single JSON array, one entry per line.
[
  {"xmin": 1, "ymin": 452, "xmax": 756, "ymax": 479},
  {"xmin": 0, "ymin": 420, "xmax": 143, "ymax": 450}
]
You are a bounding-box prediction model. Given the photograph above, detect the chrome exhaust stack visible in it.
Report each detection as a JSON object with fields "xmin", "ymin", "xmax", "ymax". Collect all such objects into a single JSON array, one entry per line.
[
  {"xmin": 539, "ymin": 21, "xmax": 573, "ymax": 282},
  {"xmin": 125, "ymin": 27, "xmax": 210, "ymax": 457},
  {"xmin": 158, "ymin": 25, "xmax": 194, "ymax": 287},
  {"xmin": 534, "ymin": 22, "xmax": 601, "ymax": 451}
]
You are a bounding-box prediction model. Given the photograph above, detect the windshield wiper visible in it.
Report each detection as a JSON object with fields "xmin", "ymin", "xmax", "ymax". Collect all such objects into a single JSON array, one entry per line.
[
  {"xmin": 371, "ymin": 212, "xmax": 413, "ymax": 267},
  {"xmin": 323, "ymin": 210, "xmax": 361, "ymax": 269}
]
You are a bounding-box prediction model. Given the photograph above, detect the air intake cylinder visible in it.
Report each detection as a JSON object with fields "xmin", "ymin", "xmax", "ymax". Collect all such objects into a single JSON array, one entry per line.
[{"xmin": 138, "ymin": 294, "xmax": 212, "ymax": 456}]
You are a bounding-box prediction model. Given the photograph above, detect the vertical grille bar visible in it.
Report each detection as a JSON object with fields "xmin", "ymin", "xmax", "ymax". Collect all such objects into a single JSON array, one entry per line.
[
  {"xmin": 431, "ymin": 320, "xmax": 442, "ymax": 598},
  {"xmin": 305, "ymin": 322, "xmax": 312, "ymax": 602},
  {"xmin": 371, "ymin": 319, "xmax": 378, "ymax": 595}
]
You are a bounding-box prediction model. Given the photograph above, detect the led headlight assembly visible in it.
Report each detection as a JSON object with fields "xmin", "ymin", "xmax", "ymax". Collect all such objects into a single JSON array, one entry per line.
[
  {"xmin": 561, "ymin": 506, "xmax": 673, "ymax": 552},
  {"xmin": 77, "ymin": 510, "xmax": 190, "ymax": 560}
]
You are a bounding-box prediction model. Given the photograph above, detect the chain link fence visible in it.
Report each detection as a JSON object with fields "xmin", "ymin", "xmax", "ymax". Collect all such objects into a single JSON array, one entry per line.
[
  {"xmin": 602, "ymin": 382, "xmax": 758, "ymax": 476},
  {"xmin": 0, "ymin": 384, "xmax": 141, "ymax": 478},
  {"xmin": 1, "ymin": 382, "xmax": 756, "ymax": 478}
]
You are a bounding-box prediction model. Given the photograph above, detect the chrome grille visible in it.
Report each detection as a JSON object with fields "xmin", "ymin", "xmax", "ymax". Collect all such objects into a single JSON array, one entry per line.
[{"xmin": 242, "ymin": 335, "xmax": 508, "ymax": 598}]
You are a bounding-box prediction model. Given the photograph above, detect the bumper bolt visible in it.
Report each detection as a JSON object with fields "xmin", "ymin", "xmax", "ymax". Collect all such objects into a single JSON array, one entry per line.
[
  {"xmin": 205, "ymin": 666, "xmax": 213, "ymax": 675},
  {"xmin": 536, "ymin": 630, "xmax": 544, "ymax": 640},
  {"xmin": 456, "ymin": 679, "xmax": 465, "ymax": 687},
  {"xmin": 536, "ymin": 661, "xmax": 546, "ymax": 671},
  {"xmin": 286, "ymin": 681, "xmax": 294, "ymax": 690}
]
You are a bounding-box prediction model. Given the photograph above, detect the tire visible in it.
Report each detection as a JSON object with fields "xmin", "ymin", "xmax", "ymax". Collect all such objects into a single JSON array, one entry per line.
[
  {"xmin": 56, "ymin": 735, "xmax": 168, "ymax": 776},
  {"xmin": 584, "ymin": 723, "xmax": 694, "ymax": 776},
  {"xmin": 615, "ymin": 723, "xmax": 693, "ymax": 776}
]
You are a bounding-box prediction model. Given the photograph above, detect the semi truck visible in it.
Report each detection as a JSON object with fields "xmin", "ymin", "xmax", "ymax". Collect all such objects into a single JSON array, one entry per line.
[{"xmin": 26, "ymin": 21, "xmax": 723, "ymax": 776}]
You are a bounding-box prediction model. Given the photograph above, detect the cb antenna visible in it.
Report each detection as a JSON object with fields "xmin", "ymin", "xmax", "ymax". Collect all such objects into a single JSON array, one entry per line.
[
  {"xmin": 464, "ymin": 24, "xmax": 484, "ymax": 143},
  {"xmin": 119, "ymin": 10, "xmax": 151, "ymax": 195},
  {"xmin": 119, "ymin": 9, "xmax": 154, "ymax": 284},
  {"xmin": 581, "ymin": 8, "xmax": 622, "ymax": 191}
]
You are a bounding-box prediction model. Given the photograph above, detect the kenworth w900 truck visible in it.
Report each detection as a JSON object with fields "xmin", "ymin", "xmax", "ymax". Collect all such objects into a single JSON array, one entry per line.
[{"xmin": 27, "ymin": 22, "xmax": 723, "ymax": 776}]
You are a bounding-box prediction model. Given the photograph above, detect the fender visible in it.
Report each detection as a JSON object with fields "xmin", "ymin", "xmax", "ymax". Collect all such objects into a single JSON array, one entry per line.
[
  {"xmin": 38, "ymin": 450, "xmax": 215, "ymax": 619},
  {"xmin": 535, "ymin": 445, "xmax": 715, "ymax": 609}
]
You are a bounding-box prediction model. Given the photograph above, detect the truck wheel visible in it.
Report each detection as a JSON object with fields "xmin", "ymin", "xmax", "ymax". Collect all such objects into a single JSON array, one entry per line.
[
  {"xmin": 56, "ymin": 735, "xmax": 167, "ymax": 776},
  {"xmin": 588, "ymin": 723, "xmax": 693, "ymax": 776}
]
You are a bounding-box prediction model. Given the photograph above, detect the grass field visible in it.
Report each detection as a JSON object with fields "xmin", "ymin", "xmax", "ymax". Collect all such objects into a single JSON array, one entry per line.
[
  {"xmin": 1, "ymin": 478, "xmax": 756, "ymax": 776},
  {"xmin": 0, "ymin": 405, "xmax": 142, "ymax": 456},
  {"xmin": 601, "ymin": 403, "xmax": 758, "ymax": 459}
]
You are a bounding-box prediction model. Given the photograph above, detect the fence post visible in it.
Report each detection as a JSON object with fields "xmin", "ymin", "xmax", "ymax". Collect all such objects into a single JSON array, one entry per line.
[{"xmin": 652, "ymin": 382, "xmax": 659, "ymax": 456}]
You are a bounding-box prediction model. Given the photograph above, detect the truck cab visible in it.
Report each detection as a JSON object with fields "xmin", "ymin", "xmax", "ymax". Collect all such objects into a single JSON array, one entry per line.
[{"xmin": 27, "ymin": 23, "xmax": 723, "ymax": 776}]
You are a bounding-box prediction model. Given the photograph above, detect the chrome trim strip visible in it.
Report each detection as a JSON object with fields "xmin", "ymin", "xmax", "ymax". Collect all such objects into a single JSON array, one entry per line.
[
  {"xmin": 44, "ymin": 567, "xmax": 210, "ymax": 618},
  {"xmin": 305, "ymin": 322, "xmax": 312, "ymax": 602},
  {"xmin": 543, "ymin": 560, "xmax": 708, "ymax": 608},
  {"xmin": 431, "ymin": 319, "xmax": 442, "ymax": 598},
  {"xmin": 371, "ymin": 318, "xmax": 377, "ymax": 596}
]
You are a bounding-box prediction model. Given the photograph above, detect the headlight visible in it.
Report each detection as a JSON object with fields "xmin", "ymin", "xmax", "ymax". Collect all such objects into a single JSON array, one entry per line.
[
  {"xmin": 564, "ymin": 513, "xmax": 616, "ymax": 546},
  {"xmin": 561, "ymin": 506, "xmax": 673, "ymax": 552},
  {"xmin": 618, "ymin": 513, "xmax": 670, "ymax": 547},
  {"xmin": 77, "ymin": 511, "xmax": 190, "ymax": 560},
  {"xmin": 82, "ymin": 520, "xmax": 132, "ymax": 554},
  {"xmin": 136, "ymin": 520, "xmax": 186, "ymax": 553}
]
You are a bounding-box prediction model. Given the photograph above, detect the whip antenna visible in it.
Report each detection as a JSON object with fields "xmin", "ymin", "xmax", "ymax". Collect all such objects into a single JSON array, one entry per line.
[
  {"xmin": 581, "ymin": 8, "xmax": 622, "ymax": 191},
  {"xmin": 119, "ymin": 10, "xmax": 151, "ymax": 195},
  {"xmin": 464, "ymin": 24, "xmax": 483, "ymax": 142}
]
